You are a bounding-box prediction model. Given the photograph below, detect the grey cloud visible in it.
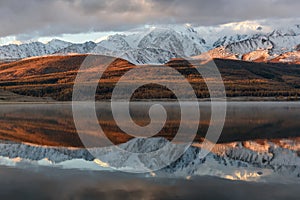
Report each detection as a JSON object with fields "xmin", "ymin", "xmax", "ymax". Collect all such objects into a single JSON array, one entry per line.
[{"xmin": 0, "ymin": 0, "xmax": 299, "ymax": 39}]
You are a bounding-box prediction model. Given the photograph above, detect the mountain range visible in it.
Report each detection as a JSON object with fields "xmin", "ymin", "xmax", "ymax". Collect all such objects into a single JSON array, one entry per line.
[{"xmin": 1, "ymin": 24, "xmax": 300, "ymax": 64}]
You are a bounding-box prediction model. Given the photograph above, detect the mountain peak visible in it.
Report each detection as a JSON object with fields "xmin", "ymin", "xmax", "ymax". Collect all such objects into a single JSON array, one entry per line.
[
  {"xmin": 47, "ymin": 38, "xmax": 66, "ymax": 43},
  {"xmin": 47, "ymin": 39, "xmax": 71, "ymax": 46},
  {"xmin": 147, "ymin": 24, "xmax": 198, "ymax": 34}
]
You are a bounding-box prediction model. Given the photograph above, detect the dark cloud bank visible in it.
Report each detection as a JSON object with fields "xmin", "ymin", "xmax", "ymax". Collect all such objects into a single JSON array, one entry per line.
[{"xmin": 0, "ymin": 0, "xmax": 299, "ymax": 38}]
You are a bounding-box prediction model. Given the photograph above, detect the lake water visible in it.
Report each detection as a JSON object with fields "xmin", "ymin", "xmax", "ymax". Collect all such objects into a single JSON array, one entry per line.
[
  {"xmin": 0, "ymin": 166, "xmax": 299, "ymax": 200},
  {"xmin": 0, "ymin": 102, "xmax": 299, "ymax": 199},
  {"xmin": 0, "ymin": 102, "xmax": 299, "ymax": 147}
]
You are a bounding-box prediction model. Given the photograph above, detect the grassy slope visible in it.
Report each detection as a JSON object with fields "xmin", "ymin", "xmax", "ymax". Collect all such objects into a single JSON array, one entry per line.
[{"xmin": 0, "ymin": 55, "xmax": 300, "ymax": 100}]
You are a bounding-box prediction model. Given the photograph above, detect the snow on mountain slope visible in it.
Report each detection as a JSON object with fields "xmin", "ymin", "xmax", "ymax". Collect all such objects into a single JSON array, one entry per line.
[
  {"xmin": 0, "ymin": 42, "xmax": 51, "ymax": 59},
  {"xmin": 224, "ymin": 25, "xmax": 300, "ymax": 56},
  {"xmin": 120, "ymin": 48, "xmax": 178, "ymax": 64},
  {"xmin": 135, "ymin": 26, "xmax": 207, "ymax": 57},
  {"xmin": 47, "ymin": 39, "xmax": 72, "ymax": 51},
  {"xmin": 91, "ymin": 25, "xmax": 207, "ymax": 64},
  {"xmin": 209, "ymin": 44, "xmax": 300, "ymax": 64},
  {"xmin": 213, "ymin": 34, "xmax": 250, "ymax": 48},
  {"xmin": 1, "ymin": 24, "xmax": 300, "ymax": 64},
  {"xmin": 91, "ymin": 23, "xmax": 300, "ymax": 64},
  {"xmin": 192, "ymin": 24, "xmax": 300, "ymax": 63},
  {"xmin": 225, "ymin": 35, "xmax": 273, "ymax": 55},
  {"xmin": 0, "ymin": 25, "xmax": 208, "ymax": 64},
  {"xmin": 0, "ymin": 39, "xmax": 72, "ymax": 59},
  {"xmin": 98, "ymin": 34, "xmax": 133, "ymax": 52},
  {"xmin": 0, "ymin": 137, "xmax": 299, "ymax": 182},
  {"xmin": 55, "ymin": 41, "xmax": 97, "ymax": 54}
]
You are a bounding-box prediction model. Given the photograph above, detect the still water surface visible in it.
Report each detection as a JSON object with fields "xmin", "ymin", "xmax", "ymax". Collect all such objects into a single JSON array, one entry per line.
[{"xmin": 0, "ymin": 102, "xmax": 299, "ymax": 147}]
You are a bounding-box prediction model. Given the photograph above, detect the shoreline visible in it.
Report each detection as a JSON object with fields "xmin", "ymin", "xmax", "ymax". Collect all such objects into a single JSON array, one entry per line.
[{"xmin": 1, "ymin": 97, "xmax": 300, "ymax": 104}]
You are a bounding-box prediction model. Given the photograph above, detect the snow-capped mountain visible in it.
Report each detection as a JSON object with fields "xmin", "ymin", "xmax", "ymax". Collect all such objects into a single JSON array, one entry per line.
[
  {"xmin": 134, "ymin": 26, "xmax": 206, "ymax": 57},
  {"xmin": 0, "ymin": 25, "xmax": 208, "ymax": 64},
  {"xmin": 91, "ymin": 25, "xmax": 208, "ymax": 64},
  {"xmin": 1, "ymin": 24, "xmax": 300, "ymax": 64},
  {"xmin": 47, "ymin": 39, "xmax": 72, "ymax": 51},
  {"xmin": 98, "ymin": 34, "xmax": 133, "ymax": 52},
  {"xmin": 0, "ymin": 39, "xmax": 71, "ymax": 60},
  {"xmin": 55, "ymin": 41, "xmax": 97, "ymax": 54},
  {"xmin": 224, "ymin": 25, "xmax": 300, "ymax": 56}
]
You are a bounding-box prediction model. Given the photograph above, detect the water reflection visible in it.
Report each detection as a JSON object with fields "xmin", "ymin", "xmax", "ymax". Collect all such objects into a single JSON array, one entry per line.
[{"xmin": 0, "ymin": 102, "xmax": 299, "ymax": 147}]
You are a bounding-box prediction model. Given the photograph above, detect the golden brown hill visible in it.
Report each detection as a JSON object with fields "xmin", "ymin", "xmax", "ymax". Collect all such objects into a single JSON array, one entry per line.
[
  {"xmin": 0, "ymin": 55, "xmax": 135, "ymax": 101},
  {"xmin": 1, "ymin": 55, "xmax": 300, "ymax": 100}
]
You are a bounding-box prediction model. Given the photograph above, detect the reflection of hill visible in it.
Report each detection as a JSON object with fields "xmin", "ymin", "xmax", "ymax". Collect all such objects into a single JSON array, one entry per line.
[
  {"xmin": 0, "ymin": 104, "xmax": 83, "ymax": 147},
  {"xmin": 0, "ymin": 103, "xmax": 299, "ymax": 147}
]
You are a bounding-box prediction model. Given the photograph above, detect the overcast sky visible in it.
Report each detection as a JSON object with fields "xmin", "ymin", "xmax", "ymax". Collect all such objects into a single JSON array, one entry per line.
[{"xmin": 0, "ymin": 0, "xmax": 299, "ymax": 43}]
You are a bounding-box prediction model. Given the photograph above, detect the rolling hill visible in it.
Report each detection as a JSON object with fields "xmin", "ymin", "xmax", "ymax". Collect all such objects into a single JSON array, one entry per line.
[{"xmin": 0, "ymin": 55, "xmax": 300, "ymax": 101}]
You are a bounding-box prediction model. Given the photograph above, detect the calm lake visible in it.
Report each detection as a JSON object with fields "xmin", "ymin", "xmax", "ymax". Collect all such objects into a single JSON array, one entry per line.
[
  {"xmin": 0, "ymin": 102, "xmax": 299, "ymax": 200},
  {"xmin": 0, "ymin": 102, "xmax": 299, "ymax": 147}
]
